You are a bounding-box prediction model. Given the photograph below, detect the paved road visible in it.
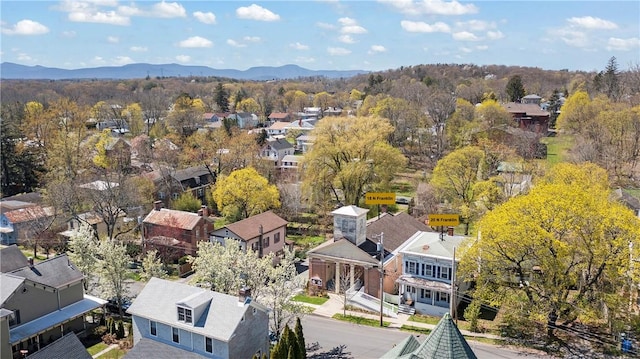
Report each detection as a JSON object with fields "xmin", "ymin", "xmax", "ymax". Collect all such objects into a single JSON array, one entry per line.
[{"xmin": 301, "ymin": 315, "xmax": 555, "ymax": 359}]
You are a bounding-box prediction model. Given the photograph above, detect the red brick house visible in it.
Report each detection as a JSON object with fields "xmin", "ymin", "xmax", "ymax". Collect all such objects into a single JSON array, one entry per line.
[
  {"xmin": 503, "ymin": 102, "xmax": 550, "ymax": 133},
  {"xmin": 142, "ymin": 202, "xmax": 214, "ymax": 256}
]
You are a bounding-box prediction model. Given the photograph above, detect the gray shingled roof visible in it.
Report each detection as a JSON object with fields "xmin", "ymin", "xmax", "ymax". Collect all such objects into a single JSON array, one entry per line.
[
  {"xmin": 127, "ymin": 278, "xmax": 264, "ymax": 342},
  {"xmin": 0, "ymin": 273, "xmax": 25, "ymax": 305},
  {"xmin": 9, "ymin": 254, "xmax": 84, "ymax": 289},
  {"xmin": 366, "ymin": 212, "xmax": 431, "ymax": 252},
  {"xmin": 0, "ymin": 245, "xmax": 30, "ymax": 273},
  {"xmin": 267, "ymin": 138, "xmax": 294, "ymax": 151},
  {"xmin": 124, "ymin": 338, "xmax": 207, "ymax": 359},
  {"xmin": 308, "ymin": 239, "xmax": 379, "ymax": 266},
  {"xmin": 413, "ymin": 313, "xmax": 477, "ymax": 359},
  {"xmin": 26, "ymin": 333, "xmax": 92, "ymax": 359}
]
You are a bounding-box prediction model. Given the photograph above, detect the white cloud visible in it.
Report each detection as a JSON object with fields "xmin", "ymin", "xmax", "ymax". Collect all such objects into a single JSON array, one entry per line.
[
  {"xmin": 459, "ymin": 47, "xmax": 472, "ymax": 53},
  {"xmin": 341, "ymin": 25, "xmax": 367, "ymax": 34},
  {"xmin": 68, "ymin": 10, "xmax": 130, "ymax": 25},
  {"xmin": 113, "ymin": 56, "xmax": 134, "ymax": 65},
  {"xmin": 243, "ymin": 36, "xmax": 260, "ymax": 42},
  {"xmin": 151, "ymin": 1, "xmax": 186, "ymax": 18},
  {"xmin": 476, "ymin": 45, "xmax": 489, "ymax": 50},
  {"xmin": 62, "ymin": 30, "xmax": 76, "ymax": 37},
  {"xmin": 369, "ymin": 45, "xmax": 387, "ymax": 54},
  {"xmin": 338, "ymin": 35, "xmax": 355, "ymax": 44},
  {"xmin": 193, "ymin": 11, "xmax": 216, "ymax": 24},
  {"xmin": 316, "ymin": 22, "xmax": 335, "ymax": 30},
  {"xmin": 92, "ymin": 56, "xmax": 106, "ymax": 65},
  {"xmin": 17, "ymin": 53, "xmax": 33, "ymax": 61},
  {"xmin": 338, "ymin": 17, "xmax": 357, "ymax": 27},
  {"xmin": 452, "ymin": 31, "xmax": 480, "ymax": 41},
  {"xmin": 327, "ymin": 47, "xmax": 351, "ymax": 56},
  {"xmin": 1, "ymin": 19, "xmax": 50, "ymax": 35},
  {"xmin": 176, "ymin": 55, "xmax": 191, "ymax": 63},
  {"xmin": 556, "ymin": 28, "xmax": 589, "ymax": 47},
  {"xmin": 606, "ymin": 37, "xmax": 640, "ymax": 51},
  {"xmin": 179, "ymin": 36, "xmax": 213, "ymax": 48},
  {"xmin": 486, "ymin": 30, "xmax": 504, "ymax": 40},
  {"xmin": 400, "ymin": 20, "xmax": 450, "ymax": 33},
  {"xmin": 107, "ymin": 36, "xmax": 119, "ymax": 43},
  {"xmin": 236, "ymin": 4, "xmax": 280, "ymax": 21},
  {"xmin": 290, "ymin": 42, "xmax": 309, "ymax": 50},
  {"xmin": 295, "ymin": 56, "xmax": 316, "ymax": 63},
  {"xmin": 130, "ymin": 46, "xmax": 148, "ymax": 52},
  {"xmin": 455, "ymin": 20, "xmax": 496, "ymax": 31},
  {"xmin": 379, "ymin": 0, "xmax": 478, "ymax": 16},
  {"xmin": 227, "ymin": 39, "xmax": 246, "ymax": 48},
  {"xmin": 567, "ymin": 16, "xmax": 617, "ymax": 30}
]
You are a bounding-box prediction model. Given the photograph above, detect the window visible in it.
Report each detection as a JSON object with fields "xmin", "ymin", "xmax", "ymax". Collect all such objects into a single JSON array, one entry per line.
[
  {"xmin": 177, "ymin": 307, "xmax": 192, "ymax": 324},
  {"xmin": 205, "ymin": 337, "xmax": 213, "ymax": 353},
  {"xmin": 172, "ymin": 327, "xmax": 180, "ymax": 343},
  {"xmin": 8, "ymin": 310, "xmax": 20, "ymax": 327},
  {"xmin": 424, "ymin": 264, "xmax": 433, "ymax": 277},
  {"xmin": 197, "ymin": 188, "xmax": 204, "ymax": 197},
  {"xmin": 439, "ymin": 267, "xmax": 450, "ymax": 280},
  {"xmin": 172, "ymin": 193, "xmax": 179, "ymax": 200},
  {"xmin": 420, "ymin": 289, "xmax": 431, "ymax": 299},
  {"xmin": 263, "ymin": 236, "xmax": 269, "ymax": 247},
  {"xmin": 150, "ymin": 321, "xmax": 157, "ymax": 336},
  {"xmin": 158, "ymin": 191, "xmax": 165, "ymax": 199},
  {"xmin": 274, "ymin": 232, "xmax": 280, "ymax": 243},
  {"xmin": 405, "ymin": 261, "xmax": 417, "ymax": 275},
  {"xmin": 252, "ymin": 242, "xmax": 259, "ymax": 251},
  {"xmin": 436, "ymin": 292, "xmax": 450, "ymax": 303}
]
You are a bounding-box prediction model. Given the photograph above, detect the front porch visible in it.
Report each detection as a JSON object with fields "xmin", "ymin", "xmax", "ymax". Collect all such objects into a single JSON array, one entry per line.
[{"xmin": 397, "ymin": 275, "xmax": 452, "ymax": 317}]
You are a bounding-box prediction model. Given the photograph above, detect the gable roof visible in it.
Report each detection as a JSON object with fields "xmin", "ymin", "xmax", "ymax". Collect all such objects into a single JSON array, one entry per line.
[
  {"xmin": 9, "ymin": 254, "xmax": 84, "ymax": 289},
  {"xmin": 1, "ymin": 200, "xmax": 37, "ymax": 215},
  {"xmin": 127, "ymin": 277, "xmax": 266, "ymax": 342},
  {"xmin": 307, "ymin": 239, "xmax": 379, "ymax": 266},
  {"xmin": 173, "ymin": 165, "xmax": 211, "ymax": 183},
  {"xmin": 0, "ymin": 245, "xmax": 30, "ymax": 272},
  {"xmin": 27, "ymin": 332, "xmax": 92, "ymax": 359},
  {"xmin": 0, "ymin": 273, "xmax": 25, "ymax": 305},
  {"xmin": 266, "ymin": 138, "xmax": 294, "ymax": 151},
  {"xmin": 3, "ymin": 206, "xmax": 54, "ymax": 224},
  {"xmin": 332, "ymin": 205, "xmax": 369, "ymax": 217},
  {"xmin": 503, "ymin": 102, "xmax": 549, "ymax": 117},
  {"xmin": 221, "ymin": 211, "xmax": 287, "ymax": 241},
  {"xmin": 124, "ymin": 338, "xmax": 207, "ymax": 359},
  {"xmin": 143, "ymin": 208, "xmax": 202, "ymax": 231},
  {"xmin": 268, "ymin": 121, "xmax": 291, "ymax": 130},
  {"xmin": 268, "ymin": 112, "xmax": 290, "ymax": 120},
  {"xmin": 367, "ymin": 212, "xmax": 431, "ymax": 252}
]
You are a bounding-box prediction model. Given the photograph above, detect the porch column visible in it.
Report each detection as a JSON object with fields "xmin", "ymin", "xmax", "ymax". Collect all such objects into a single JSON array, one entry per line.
[
  {"xmin": 349, "ymin": 264, "xmax": 355, "ymax": 289},
  {"xmin": 431, "ymin": 291, "xmax": 435, "ymax": 306},
  {"xmin": 335, "ymin": 262, "xmax": 340, "ymax": 294}
]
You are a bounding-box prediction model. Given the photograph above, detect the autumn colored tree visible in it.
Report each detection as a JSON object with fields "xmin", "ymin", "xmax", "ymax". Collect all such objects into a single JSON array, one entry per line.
[
  {"xmin": 171, "ymin": 191, "xmax": 202, "ymax": 213},
  {"xmin": 213, "ymin": 167, "xmax": 280, "ymax": 220},
  {"xmin": 460, "ymin": 163, "xmax": 640, "ymax": 338},
  {"xmin": 123, "ymin": 103, "xmax": 144, "ymax": 136},
  {"xmin": 301, "ymin": 116, "xmax": 407, "ymax": 207},
  {"xmin": 237, "ymin": 97, "xmax": 261, "ymax": 113}
]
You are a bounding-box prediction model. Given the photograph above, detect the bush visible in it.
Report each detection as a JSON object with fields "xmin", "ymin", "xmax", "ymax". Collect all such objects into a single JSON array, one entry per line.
[
  {"xmin": 464, "ymin": 299, "xmax": 482, "ymax": 332},
  {"xmin": 102, "ymin": 333, "xmax": 118, "ymax": 345},
  {"xmin": 116, "ymin": 320, "xmax": 125, "ymax": 339}
]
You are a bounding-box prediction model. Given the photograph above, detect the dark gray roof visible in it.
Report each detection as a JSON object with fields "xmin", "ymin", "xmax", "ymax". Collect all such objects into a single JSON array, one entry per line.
[
  {"xmin": 0, "ymin": 245, "xmax": 30, "ymax": 273},
  {"xmin": 413, "ymin": 313, "xmax": 477, "ymax": 359},
  {"xmin": 308, "ymin": 239, "xmax": 379, "ymax": 266},
  {"xmin": 9, "ymin": 254, "xmax": 84, "ymax": 288},
  {"xmin": 0, "ymin": 273, "xmax": 25, "ymax": 304},
  {"xmin": 125, "ymin": 338, "xmax": 207, "ymax": 359},
  {"xmin": 173, "ymin": 165, "xmax": 211, "ymax": 182},
  {"xmin": 367, "ymin": 212, "xmax": 431, "ymax": 252},
  {"xmin": 26, "ymin": 333, "xmax": 92, "ymax": 359},
  {"xmin": 267, "ymin": 138, "xmax": 293, "ymax": 151}
]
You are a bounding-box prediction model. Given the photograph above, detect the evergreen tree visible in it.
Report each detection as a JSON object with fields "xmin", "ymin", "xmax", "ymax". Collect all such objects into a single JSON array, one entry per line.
[
  {"xmin": 116, "ymin": 320, "xmax": 125, "ymax": 339},
  {"xmin": 603, "ymin": 56, "xmax": 621, "ymax": 100},
  {"xmin": 505, "ymin": 75, "xmax": 526, "ymax": 102},
  {"xmin": 287, "ymin": 346, "xmax": 295, "ymax": 359},
  {"xmin": 215, "ymin": 83, "xmax": 229, "ymax": 112},
  {"xmin": 294, "ymin": 317, "xmax": 306, "ymax": 359}
]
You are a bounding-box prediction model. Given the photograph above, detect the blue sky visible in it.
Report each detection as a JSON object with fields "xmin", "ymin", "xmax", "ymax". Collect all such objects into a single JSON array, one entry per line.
[{"xmin": 1, "ymin": 1, "xmax": 639, "ymax": 72}]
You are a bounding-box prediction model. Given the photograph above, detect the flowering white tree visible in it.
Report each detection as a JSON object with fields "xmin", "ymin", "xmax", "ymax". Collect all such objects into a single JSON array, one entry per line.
[
  {"xmin": 140, "ymin": 249, "xmax": 167, "ymax": 282},
  {"xmin": 67, "ymin": 223, "xmax": 98, "ymax": 291},
  {"xmin": 96, "ymin": 239, "xmax": 131, "ymax": 317}
]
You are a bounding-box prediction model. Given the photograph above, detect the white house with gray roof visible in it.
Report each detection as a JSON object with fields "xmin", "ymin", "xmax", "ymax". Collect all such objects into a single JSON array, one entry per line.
[
  {"xmin": 394, "ymin": 231, "xmax": 472, "ymax": 316},
  {"xmin": 125, "ymin": 278, "xmax": 269, "ymax": 359}
]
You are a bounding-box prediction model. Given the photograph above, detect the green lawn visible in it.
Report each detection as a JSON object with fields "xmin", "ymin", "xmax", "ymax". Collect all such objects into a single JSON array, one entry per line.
[
  {"xmin": 287, "ymin": 235, "xmax": 325, "ymax": 247},
  {"xmin": 332, "ymin": 313, "xmax": 390, "ymax": 327},
  {"xmin": 541, "ymin": 134, "xmax": 574, "ymax": 166},
  {"xmin": 401, "ymin": 325, "xmax": 432, "ymax": 335},
  {"xmin": 623, "ymin": 188, "xmax": 640, "ymax": 199},
  {"xmin": 408, "ymin": 314, "xmax": 441, "ymax": 325},
  {"xmin": 292, "ymin": 294, "xmax": 329, "ymax": 305},
  {"xmin": 87, "ymin": 342, "xmax": 108, "ymax": 355}
]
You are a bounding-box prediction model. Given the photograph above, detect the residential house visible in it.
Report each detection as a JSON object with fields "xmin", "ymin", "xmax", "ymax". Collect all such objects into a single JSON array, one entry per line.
[
  {"xmin": 268, "ymin": 112, "xmax": 292, "ymax": 124},
  {"xmin": 496, "ymin": 161, "xmax": 532, "ymax": 197},
  {"xmin": 103, "ymin": 137, "xmax": 132, "ymax": 171},
  {"xmin": 394, "ymin": 231, "xmax": 471, "ymax": 316},
  {"xmin": 125, "ymin": 278, "xmax": 269, "ymax": 359},
  {"xmin": 323, "ymin": 107, "xmax": 343, "ymax": 117},
  {"xmin": 381, "ymin": 313, "xmax": 477, "ymax": 359},
  {"xmin": 260, "ymin": 138, "xmax": 294, "ymax": 169},
  {"xmin": 615, "ymin": 188, "xmax": 640, "ymax": 218},
  {"xmin": 0, "ymin": 203, "xmax": 54, "ymax": 246},
  {"xmin": 307, "ymin": 206, "xmax": 381, "ymax": 297},
  {"xmin": 502, "ymin": 102, "xmax": 550, "ymax": 133},
  {"xmin": 142, "ymin": 202, "xmax": 214, "ymax": 256},
  {"xmin": 280, "ymin": 155, "xmax": 303, "ymax": 172},
  {"xmin": 521, "ymin": 94, "xmax": 542, "ymax": 105},
  {"xmin": 266, "ymin": 121, "xmax": 291, "ymax": 137},
  {"xmin": 295, "ymin": 134, "xmax": 315, "ymax": 153},
  {"xmin": 209, "ymin": 211, "xmax": 289, "ymax": 258},
  {"xmin": 285, "ymin": 119, "xmax": 315, "ymax": 133},
  {"xmin": 57, "ymin": 212, "xmax": 107, "ymax": 240},
  {"xmin": 228, "ymin": 112, "xmax": 259, "ymax": 129},
  {"xmin": 144, "ymin": 165, "xmax": 215, "ymax": 207},
  {"xmin": 0, "ymin": 247, "xmax": 106, "ymax": 358}
]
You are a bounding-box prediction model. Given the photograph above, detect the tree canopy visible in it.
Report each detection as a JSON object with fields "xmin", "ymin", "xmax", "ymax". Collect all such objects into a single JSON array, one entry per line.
[
  {"xmin": 213, "ymin": 167, "xmax": 280, "ymax": 220},
  {"xmin": 301, "ymin": 116, "xmax": 407, "ymax": 207},
  {"xmin": 460, "ymin": 162, "xmax": 640, "ymax": 337}
]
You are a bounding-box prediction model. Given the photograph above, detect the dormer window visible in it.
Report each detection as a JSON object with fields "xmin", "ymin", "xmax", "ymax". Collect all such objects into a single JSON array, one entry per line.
[{"xmin": 177, "ymin": 306, "xmax": 192, "ymax": 324}]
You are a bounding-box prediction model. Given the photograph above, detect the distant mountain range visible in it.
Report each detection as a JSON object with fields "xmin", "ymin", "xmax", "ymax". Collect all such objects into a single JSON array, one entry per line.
[{"xmin": 0, "ymin": 62, "xmax": 369, "ymax": 81}]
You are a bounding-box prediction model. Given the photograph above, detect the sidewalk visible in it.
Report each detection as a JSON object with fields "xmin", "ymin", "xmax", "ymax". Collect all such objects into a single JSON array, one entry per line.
[
  {"xmin": 92, "ymin": 343, "xmax": 119, "ymax": 358},
  {"xmin": 308, "ymin": 293, "xmax": 502, "ymax": 340}
]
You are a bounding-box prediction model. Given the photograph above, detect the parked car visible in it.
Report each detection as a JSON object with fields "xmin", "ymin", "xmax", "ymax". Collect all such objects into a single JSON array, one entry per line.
[{"xmin": 106, "ymin": 297, "xmax": 132, "ymax": 314}]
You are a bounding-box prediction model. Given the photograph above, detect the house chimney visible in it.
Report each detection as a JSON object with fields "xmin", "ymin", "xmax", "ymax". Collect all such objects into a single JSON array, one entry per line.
[
  {"xmin": 201, "ymin": 205, "xmax": 208, "ymax": 217},
  {"xmin": 447, "ymin": 227, "xmax": 454, "ymax": 236},
  {"xmin": 28, "ymin": 257, "xmax": 34, "ymax": 267},
  {"xmin": 154, "ymin": 200, "xmax": 163, "ymax": 211},
  {"xmin": 238, "ymin": 287, "xmax": 251, "ymax": 305},
  {"xmin": 197, "ymin": 209, "xmax": 203, "ymax": 216}
]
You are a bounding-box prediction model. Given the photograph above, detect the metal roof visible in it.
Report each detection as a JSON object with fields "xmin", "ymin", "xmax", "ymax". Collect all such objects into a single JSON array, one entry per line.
[
  {"xmin": 3, "ymin": 206, "xmax": 54, "ymax": 224},
  {"xmin": 143, "ymin": 208, "xmax": 202, "ymax": 230}
]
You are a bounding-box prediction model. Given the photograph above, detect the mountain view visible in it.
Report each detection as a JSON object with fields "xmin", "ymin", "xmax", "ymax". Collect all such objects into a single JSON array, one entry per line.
[{"xmin": 0, "ymin": 62, "xmax": 369, "ymax": 81}]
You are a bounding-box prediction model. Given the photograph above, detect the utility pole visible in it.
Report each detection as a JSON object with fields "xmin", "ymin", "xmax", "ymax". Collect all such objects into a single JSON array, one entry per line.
[
  {"xmin": 450, "ymin": 246, "xmax": 457, "ymax": 324},
  {"xmin": 377, "ymin": 232, "xmax": 385, "ymax": 327}
]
